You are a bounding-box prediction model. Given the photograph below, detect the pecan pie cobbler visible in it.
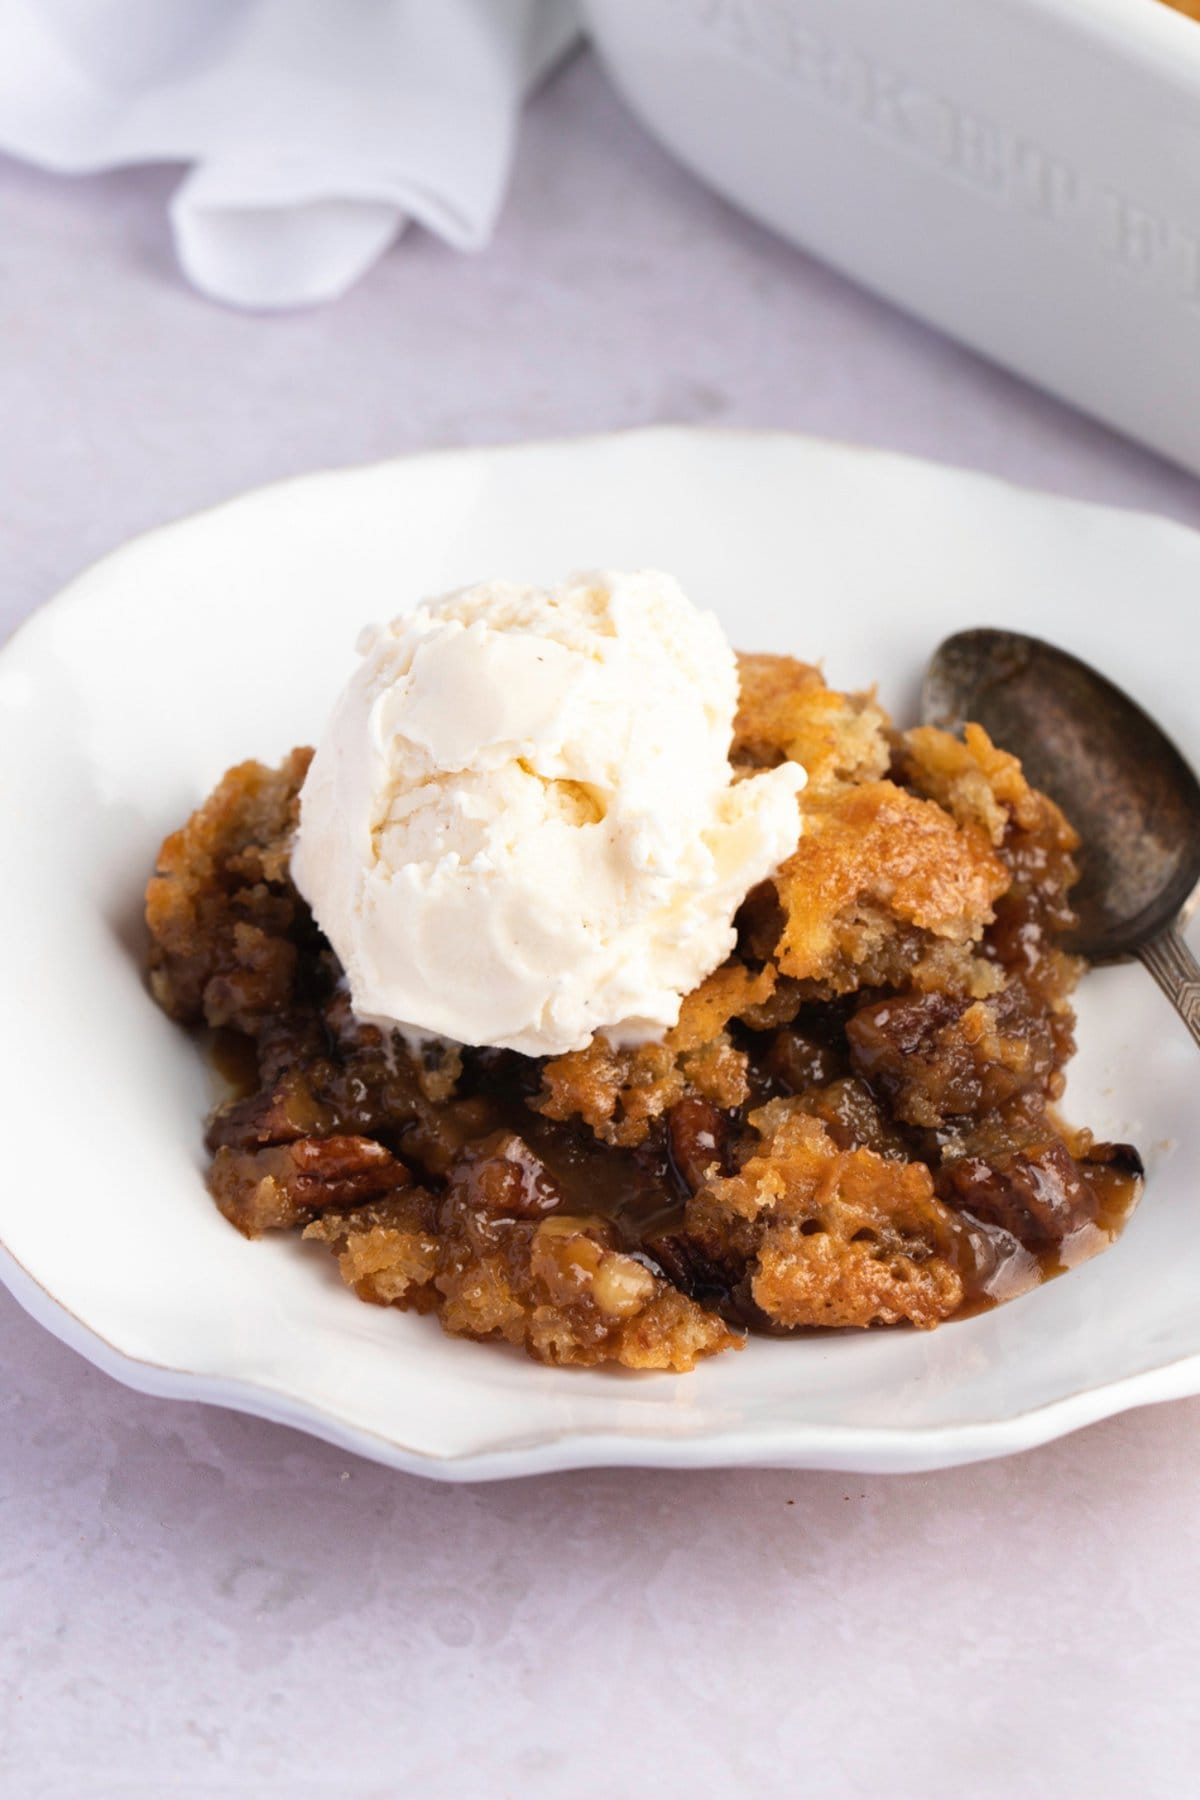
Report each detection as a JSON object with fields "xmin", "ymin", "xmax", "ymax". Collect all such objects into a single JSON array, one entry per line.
[{"xmin": 146, "ymin": 652, "xmax": 1143, "ymax": 1371}]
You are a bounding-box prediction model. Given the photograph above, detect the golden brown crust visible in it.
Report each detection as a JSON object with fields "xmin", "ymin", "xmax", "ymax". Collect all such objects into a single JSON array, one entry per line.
[
  {"xmin": 535, "ymin": 963, "xmax": 774, "ymax": 1147},
  {"xmin": 734, "ymin": 653, "xmax": 890, "ymax": 788},
  {"xmin": 773, "ymin": 779, "xmax": 1008, "ymax": 990},
  {"xmin": 901, "ymin": 723, "xmax": 1079, "ymax": 852},
  {"xmin": 304, "ymin": 1192, "xmax": 441, "ymax": 1309},
  {"xmin": 146, "ymin": 748, "xmax": 313, "ymax": 1031},
  {"xmin": 686, "ymin": 1100, "xmax": 968, "ymax": 1330}
]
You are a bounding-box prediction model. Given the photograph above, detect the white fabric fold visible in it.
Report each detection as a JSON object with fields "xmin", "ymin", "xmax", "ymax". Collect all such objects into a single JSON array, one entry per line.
[{"xmin": 0, "ymin": 0, "xmax": 580, "ymax": 308}]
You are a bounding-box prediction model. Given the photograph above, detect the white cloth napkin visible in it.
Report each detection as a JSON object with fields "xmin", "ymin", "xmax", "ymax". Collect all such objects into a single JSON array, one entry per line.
[{"xmin": 0, "ymin": 0, "xmax": 580, "ymax": 308}]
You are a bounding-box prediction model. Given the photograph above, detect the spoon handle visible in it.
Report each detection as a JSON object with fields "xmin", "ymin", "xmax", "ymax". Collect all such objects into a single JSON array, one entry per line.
[{"xmin": 1137, "ymin": 923, "xmax": 1200, "ymax": 1046}]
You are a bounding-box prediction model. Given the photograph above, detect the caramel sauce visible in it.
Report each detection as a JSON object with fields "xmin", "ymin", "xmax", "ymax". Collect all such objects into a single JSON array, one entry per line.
[
  {"xmin": 740, "ymin": 1159, "xmax": 1145, "ymax": 1333},
  {"xmin": 207, "ymin": 1029, "xmax": 259, "ymax": 1102},
  {"xmin": 954, "ymin": 1148, "xmax": 1142, "ymax": 1320}
]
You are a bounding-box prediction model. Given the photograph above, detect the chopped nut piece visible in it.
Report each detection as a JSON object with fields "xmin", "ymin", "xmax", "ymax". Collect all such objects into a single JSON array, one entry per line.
[{"xmin": 210, "ymin": 1135, "xmax": 408, "ymax": 1237}]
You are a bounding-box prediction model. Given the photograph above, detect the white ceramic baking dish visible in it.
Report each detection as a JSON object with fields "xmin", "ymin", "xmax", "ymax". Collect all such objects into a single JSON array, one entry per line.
[{"xmin": 580, "ymin": 0, "xmax": 1200, "ymax": 474}]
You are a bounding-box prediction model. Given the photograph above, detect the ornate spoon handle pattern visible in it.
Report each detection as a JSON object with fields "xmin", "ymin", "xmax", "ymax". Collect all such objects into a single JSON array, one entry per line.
[{"xmin": 1138, "ymin": 923, "xmax": 1200, "ymax": 1046}]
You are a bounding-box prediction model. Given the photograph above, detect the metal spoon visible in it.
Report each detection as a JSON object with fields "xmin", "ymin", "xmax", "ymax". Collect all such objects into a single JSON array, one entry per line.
[{"xmin": 922, "ymin": 628, "xmax": 1200, "ymax": 1046}]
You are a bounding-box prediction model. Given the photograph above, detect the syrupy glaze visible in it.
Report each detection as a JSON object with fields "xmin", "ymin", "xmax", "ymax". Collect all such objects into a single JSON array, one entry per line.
[
  {"xmin": 1023, "ymin": 1125, "xmax": 1143, "ymax": 1289},
  {"xmin": 954, "ymin": 1147, "xmax": 1142, "ymax": 1321},
  {"xmin": 209, "ymin": 1028, "xmax": 260, "ymax": 1101}
]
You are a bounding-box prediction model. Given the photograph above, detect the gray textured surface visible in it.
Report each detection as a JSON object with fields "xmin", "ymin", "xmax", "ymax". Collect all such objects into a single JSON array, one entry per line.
[{"xmin": 3, "ymin": 49, "xmax": 1198, "ymax": 1799}]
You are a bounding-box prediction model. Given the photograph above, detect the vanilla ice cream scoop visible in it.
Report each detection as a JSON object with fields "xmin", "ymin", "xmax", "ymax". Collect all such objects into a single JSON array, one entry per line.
[{"xmin": 291, "ymin": 570, "xmax": 806, "ymax": 1057}]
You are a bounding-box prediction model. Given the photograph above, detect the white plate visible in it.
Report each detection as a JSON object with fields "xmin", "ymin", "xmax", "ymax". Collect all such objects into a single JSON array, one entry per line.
[{"xmin": 1, "ymin": 428, "xmax": 1196, "ymax": 1481}]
